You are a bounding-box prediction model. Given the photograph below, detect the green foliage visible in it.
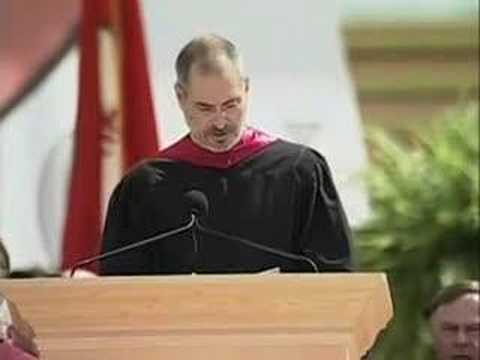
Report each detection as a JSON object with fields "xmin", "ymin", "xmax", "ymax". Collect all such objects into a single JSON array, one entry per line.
[{"xmin": 357, "ymin": 103, "xmax": 479, "ymax": 359}]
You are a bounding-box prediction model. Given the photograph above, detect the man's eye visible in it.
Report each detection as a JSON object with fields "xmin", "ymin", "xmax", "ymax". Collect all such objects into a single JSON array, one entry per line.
[
  {"xmin": 467, "ymin": 324, "xmax": 480, "ymax": 333},
  {"xmin": 442, "ymin": 325, "xmax": 458, "ymax": 333},
  {"xmin": 197, "ymin": 107, "xmax": 213, "ymax": 113},
  {"xmin": 223, "ymin": 102, "xmax": 240, "ymax": 111}
]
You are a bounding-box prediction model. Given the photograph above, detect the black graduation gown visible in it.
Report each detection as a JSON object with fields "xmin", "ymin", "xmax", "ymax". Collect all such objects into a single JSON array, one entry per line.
[{"xmin": 100, "ymin": 140, "xmax": 353, "ymax": 275}]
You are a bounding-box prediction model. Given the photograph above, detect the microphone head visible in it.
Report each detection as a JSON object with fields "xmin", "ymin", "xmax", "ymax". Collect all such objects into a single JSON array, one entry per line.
[{"xmin": 184, "ymin": 190, "xmax": 209, "ymax": 218}]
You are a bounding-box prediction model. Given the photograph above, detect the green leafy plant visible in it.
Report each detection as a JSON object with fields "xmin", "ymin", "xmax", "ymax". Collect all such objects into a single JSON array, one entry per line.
[{"xmin": 357, "ymin": 103, "xmax": 479, "ymax": 359}]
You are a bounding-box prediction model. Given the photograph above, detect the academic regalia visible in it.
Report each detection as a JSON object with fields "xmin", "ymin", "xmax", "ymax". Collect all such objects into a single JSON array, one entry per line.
[{"xmin": 100, "ymin": 128, "xmax": 353, "ymax": 275}]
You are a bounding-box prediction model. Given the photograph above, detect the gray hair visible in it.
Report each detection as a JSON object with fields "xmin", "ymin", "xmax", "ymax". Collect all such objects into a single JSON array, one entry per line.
[{"xmin": 175, "ymin": 34, "xmax": 244, "ymax": 86}]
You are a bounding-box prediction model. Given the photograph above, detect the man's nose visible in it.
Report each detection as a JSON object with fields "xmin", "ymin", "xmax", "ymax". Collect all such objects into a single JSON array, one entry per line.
[
  {"xmin": 211, "ymin": 110, "xmax": 228, "ymax": 128},
  {"xmin": 455, "ymin": 329, "xmax": 469, "ymax": 346}
]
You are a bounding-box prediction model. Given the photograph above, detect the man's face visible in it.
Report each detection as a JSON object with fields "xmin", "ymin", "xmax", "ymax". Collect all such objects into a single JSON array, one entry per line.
[
  {"xmin": 430, "ymin": 294, "xmax": 480, "ymax": 360},
  {"xmin": 176, "ymin": 63, "xmax": 249, "ymax": 152}
]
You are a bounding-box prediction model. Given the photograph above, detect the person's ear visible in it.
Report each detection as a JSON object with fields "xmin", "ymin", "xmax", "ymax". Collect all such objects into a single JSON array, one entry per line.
[
  {"xmin": 243, "ymin": 77, "xmax": 250, "ymax": 93},
  {"xmin": 174, "ymin": 82, "xmax": 186, "ymax": 103}
]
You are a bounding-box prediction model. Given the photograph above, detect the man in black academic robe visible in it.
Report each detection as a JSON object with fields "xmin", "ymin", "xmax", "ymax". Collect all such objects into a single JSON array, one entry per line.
[{"xmin": 100, "ymin": 34, "xmax": 353, "ymax": 275}]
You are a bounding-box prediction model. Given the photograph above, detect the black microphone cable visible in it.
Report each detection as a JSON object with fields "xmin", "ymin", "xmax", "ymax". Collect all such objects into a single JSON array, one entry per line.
[
  {"xmin": 195, "ymin": 220, "xmax": 319, "ymax": 273},
  {"xmin": 69, "ymin": 215, "xmax": 196, "ymax": 277}
]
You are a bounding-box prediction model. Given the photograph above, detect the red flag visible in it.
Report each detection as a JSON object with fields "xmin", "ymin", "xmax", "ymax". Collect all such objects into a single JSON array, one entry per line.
[
  {"xmin": 62, "ymin": 0, "xmax": 159, "ymax": 271},
  {"xmin": 120, "ymin": 0, "xmax": 159, "ymax": 167}
]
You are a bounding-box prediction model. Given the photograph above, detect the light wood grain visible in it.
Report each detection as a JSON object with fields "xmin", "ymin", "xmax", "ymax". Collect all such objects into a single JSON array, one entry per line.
[{"xmin": 0, "ymin": 273, "xmax": 392, "ymax": 360}]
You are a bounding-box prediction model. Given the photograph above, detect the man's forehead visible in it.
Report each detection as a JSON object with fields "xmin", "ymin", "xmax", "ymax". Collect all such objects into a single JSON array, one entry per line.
[
  {"xmin": 184, "ymin": 70, "xmax": 245, "ymax": 104},
  {"xmin": 188, "ymin": 68, "xmax": 242, "ymax": 86},
  {"xmin": 434, "ymin": 294, "xmax": 480, "ymax": 322},
  {"xmin": 187, "ymin": 55, "xmax": 241, "ymax": 79}
]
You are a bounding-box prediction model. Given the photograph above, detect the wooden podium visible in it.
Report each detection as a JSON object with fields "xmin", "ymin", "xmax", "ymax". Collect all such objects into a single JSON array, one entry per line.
[{"xmin": 0, "ymin": 273, "xmax": 392, "ymax": 360}]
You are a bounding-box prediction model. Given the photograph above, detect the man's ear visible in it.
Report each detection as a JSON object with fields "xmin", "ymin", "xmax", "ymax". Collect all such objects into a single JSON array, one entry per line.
[
  {"xmin": 243, "ymin": 77, "xmax": 250, "ymax": 93},
  {"xmin": 174, "ymin": 82, "xmax": 185, "ymax": 103}
]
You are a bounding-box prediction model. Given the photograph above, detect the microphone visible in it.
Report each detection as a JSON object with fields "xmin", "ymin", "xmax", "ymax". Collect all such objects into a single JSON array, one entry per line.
[
  {"xmin": 184, "ymin": 190, "xmax": 208, "ymax": 270},
  {"xmin": 190, "ymin": 191, "xmax": 319, "ymax": 273},
  {"xmin": 69, "ymin": 191, "xmax": 204, "ymax": 277},
  {"xmin": 184, "ymin": 190, "xmax": 209, "ymax": 218}
]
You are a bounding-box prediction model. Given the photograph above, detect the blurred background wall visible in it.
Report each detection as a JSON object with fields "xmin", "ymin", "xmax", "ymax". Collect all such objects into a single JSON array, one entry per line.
[{"xmin": 342, "ymin": 0, "xmax": 478, "ymax": 141}]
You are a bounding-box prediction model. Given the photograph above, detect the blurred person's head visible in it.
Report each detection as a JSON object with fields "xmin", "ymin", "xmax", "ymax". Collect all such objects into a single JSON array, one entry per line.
[
  {"xmin": 425, "ymin": 281, "xmax": 480, "ymax": 360},
  {"xmin": 0, "ymin": 238, "xmax": 10, "ymax": 277},
  {"xmin": 174, "ymin": 34, "xmax": 249, "ymax": 153}
]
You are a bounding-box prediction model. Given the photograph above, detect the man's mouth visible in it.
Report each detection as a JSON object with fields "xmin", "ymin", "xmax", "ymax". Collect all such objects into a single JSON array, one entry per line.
[
  {"xmin": 213, "ymin": 132, "xmax": 228, "ymax": 142},
  {"xmin": 452, "ymin": 355, "xmax": 472, "ymax": 360}
]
